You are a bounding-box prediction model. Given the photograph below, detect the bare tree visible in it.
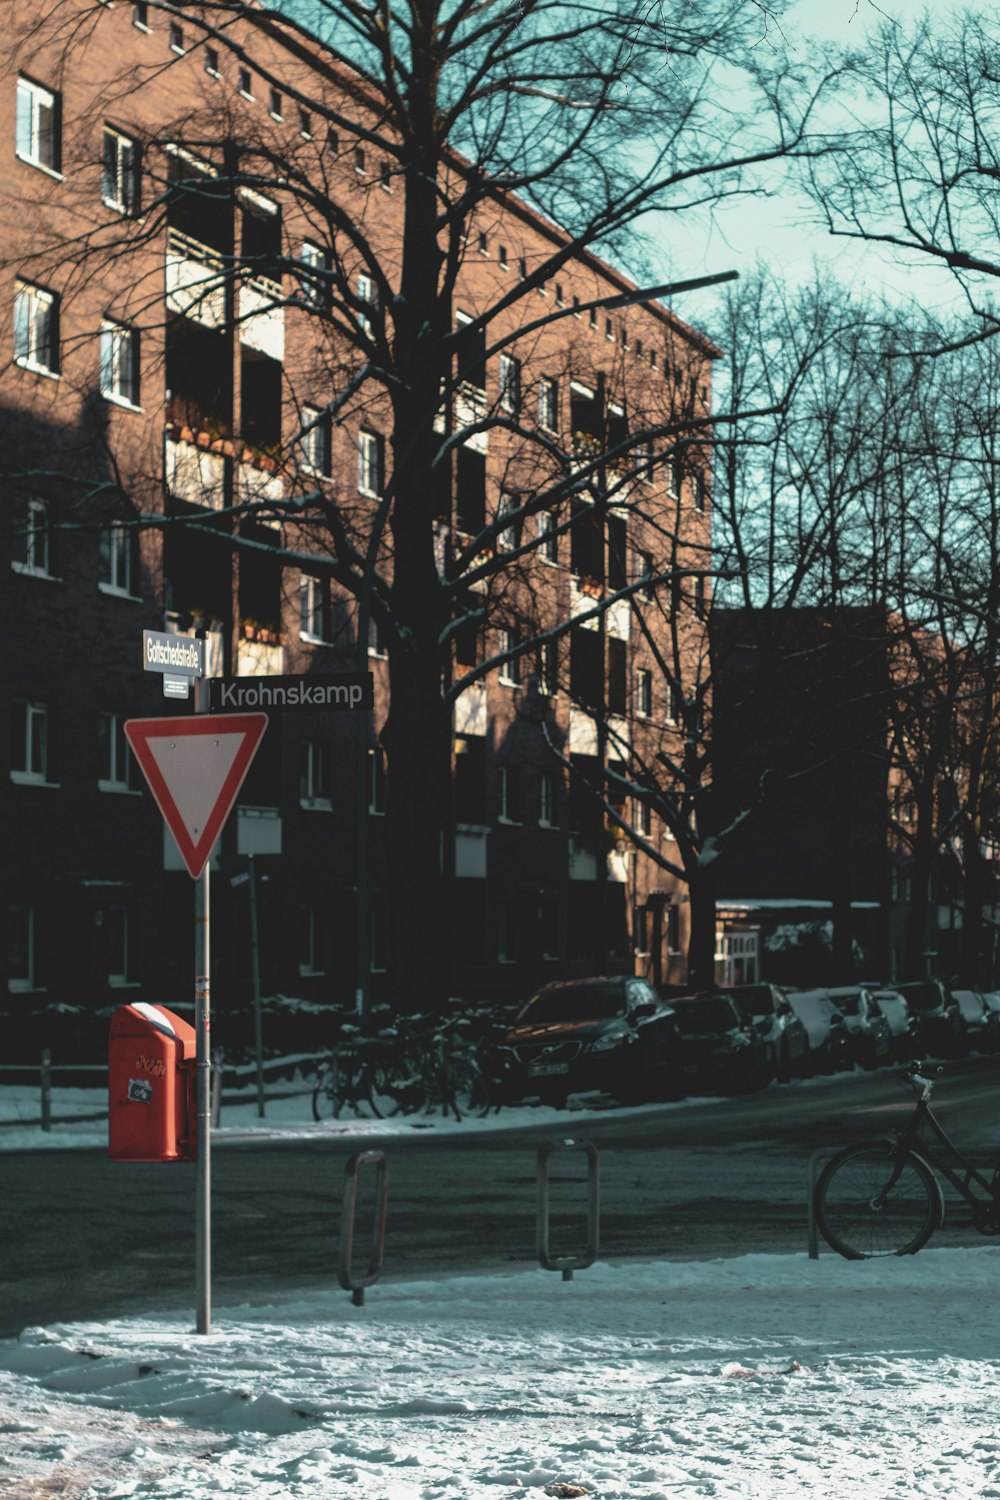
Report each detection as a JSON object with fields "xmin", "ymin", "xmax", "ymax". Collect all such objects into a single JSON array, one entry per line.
[{"xmin": 2, "ymin": 0, "xmax": 835, "ymax": 1007}]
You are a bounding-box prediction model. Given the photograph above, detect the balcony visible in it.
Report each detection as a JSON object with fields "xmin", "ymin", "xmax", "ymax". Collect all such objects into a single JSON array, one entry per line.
[
  {"xmin": 165, "ymin": 437, "xmax": 226, "ymax": 511},
  {"xmin": 237, "ymin": 638, "xmax": 284, "ymax": 676},
  {"xmin": 454, "ymin": 681, "xmax": 487, "ymax": 735},
  {"xmin": 163, "ymin": 616, "xmax": 225, "ymax": 677},
  {"xmin": 239, "ymin": 278, "xmax": 285, "ymax": 362},
  {"xmin": 165, "ymin": 229, "xmax": 227, "ymax": 330}
]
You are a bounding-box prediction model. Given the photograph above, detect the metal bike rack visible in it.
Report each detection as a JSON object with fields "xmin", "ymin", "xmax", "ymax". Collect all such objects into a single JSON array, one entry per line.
[
  {"xmin": 537, "ymin": 1138, "xmax": 600, "ymax": 1280},
  {"xmin": 807, "ymin": 1147, "xmax": 839, "ymax": 1259},
  {"xmin": 338, "ymin": 1149, "xmax": 389, "ymax": 1305}
]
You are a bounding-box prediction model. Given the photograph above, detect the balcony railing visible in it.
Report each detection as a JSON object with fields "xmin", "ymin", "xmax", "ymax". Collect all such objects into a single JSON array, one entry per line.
[
  {"xmin": 165, "ymin": 437, "xmax": 226, "ymax": 510},
  {"xmin": 238, "ymin": 278, "xmax": 285, "ymax": 362},
  {"xmin": 237, "ymin": 639, "xmax": 284, "ymax": 677},
  {"xmin": 166, "ymin": 228, "xmax": 227, "ymax": 329}
]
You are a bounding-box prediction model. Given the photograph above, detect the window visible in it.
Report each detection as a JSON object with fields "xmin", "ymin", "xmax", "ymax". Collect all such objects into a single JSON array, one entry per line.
[
  {"xmin": 608, "ymin": 637, "xmax": 627, "ymax": 715},
  {"xmin": 498, "ymin": 766, "xmax": 522, "ymax": 823},
  {"xmin": 357, "ymin": 273, "xmax": 376, "ymax": 335},
  {"xmin": 538, "ymin": 376, "xmax": 558, "ymax": 432},
  {"xmin": 357, "ymin": 430, "xmax": 384, "ymax": 495},
  {"xmin": 650, "ymin": 349, "xmax": 657, "ymax": 370},
  {"xmin": 693, "ymin": 468, "xmax": 707, "ymax": 513},
  {"xmin": 620, "ymin": 322, "xmax": 629, "ymax": 349},
  {"xmin": 298, "ymin": 907, "xmax": 324, "ymax": 975},
  {"xmin": 538, "ymin": 511, "xmax": 558, "ymax": 564},
  {"xmin": 299, "ymin": 241, "xmax": 331, "ymax": 309},
  {"xmin": 100, "ymin": 321, "xmax": 140, "ymax": 406},
  {"xmin": 498, "ymin": 245, "xmax": 508, "ymax": 269},
  {"xmin": 169, "ymin": 22, "xmax": 185, "ymax": 53},
  {"xmin": 9, "ymin": 906, "xmax": 38, "ymax": 991},
  {"xmin": 205, "ymin": 46, "xmax": 220, "ymax": 77},
  {"xmin": 455, "ymin": 312, "xmax": 486, "ymax": 390},
  {"xmin": 299, "ymin": 405, "xmax": 331, "ymax": 475},
  {"xmin": 498, "ymin": 353, "xmax": 520, "ymax": 413},
  {"xmin": 354, "ymin": 144, "xmax": 367, "ymax": 174},
  {"xmin": 368, "ymin": 746, "xmax": 386, "ymax": 813},
  {"xmin": 666, "ymin": 903, "xmax": 680, "ymax": 953},
  {"xmin": 572, "ymin": 295, "xmax": 581, "ymax": 318},
  {"xmin": 498, "ymin": 627, "xmax": 520, "ymax": 685},
  {"xmin": 14, "ymin": 282, "xmax": 59, "ymax": 375},
  {"xmin": 327, "ymin": 127, "xmax": 341, "ymax": 157},
  {"xmin": 102, "ymin": 128, "xmax": 139, "ymax": 214},
  {"xmin": 539, "ymin": 770, "xmax": 558, "ymax": 827},
  {"xmin": 555, "ymin": 282, "xmax": 565, "ymax": 306},
  {"xmin": 99, "ymin": 523, "xmax": 138, "ymax": 596},
  {"xmin": 589, "ymin": 306, "xmax": 597, "ymax": 330},
  {"xmin": 11, "ymin": 496, "xmax": 53, "ymax": 577},
  {"xmin": 239, "ymin": 68, "xmax": 253, "ymax": 99},
  {"xmin": 300, "ymin": 573, "xmax": 332, "ymax": 643},
  {"xmin": 379, "ymin": 159, "xmax": 392, "ymax": 191},
  {"xmin": 537, "ymin": 640, "xmax": 557, "ymax": 696},
  {"xmin": 299, "ymin": 739, "xmax": 332, "ymax": 807},
  {"xmin": 368, "ymin": 614, "xmax": 387, "ymax": 657},
  {"xmin": 299, "ymin": 570, "xmax": 334, "ymax": 642},
  {"xmin": 636, "ymin": 338, "xmax": 643, "ymax": 358},
  {"xmin": 635, "ymin": 667, "xmax": 652, "ymax": 718},
  {"xmin": 454, "ymin": 735, "xmax": 486, "ymax": 823},
  {"xmin": 638, "ymin": 549, "xmax": 655, "ymax": 600},
  {"xmin": 98, "ymin": 711, "xmax": 139, "ymax": 792},
  {"xmin": 633, "ymin": 905, "xmax": 650, "ymax": 955},
  {"xmin": 11, "ymin": 700, "xmax": 49, "ymax": 783},
  {"xmin": 132, "ymin": 2, "xmax": 149, "ymax": 28},
  {"xmin": 495, "ymin": 491, "xmax": 521, "ymax": 553},
  {"xmin": 666, "ymin": 680, "xmax": 683, "ymax": 725},
  {"xmin": 519, "ymin": 256, "xmax": 528, "ymax": 279},
  {"xmin": 16, "ymin": 79, "xmax": 59, "ymax": 173},
  {"xmin": 695, "ymin": 575, "xmax": 706, "ymax": 616},
  {"xmin": 270, "ymin": 87, "xmax": 283, "ymax": 119},
  {"xmin": 670, "ymin": 448, "xmax": 683, "ymax": 497},
  {"xmin": 633, "ymin": 794, "xmax": 651, "ymax": 837},
  {"xmin": 478, "ymin": 231, "xmax": 489, "ymax": 255},
  {"xmin": 103, "ymin": 905, "xmax": 133, "ymax": 986},
  {"xmin": 605, "ymin": 317, "xmax": 614, "ymax": 341},
  {"xmin": 299, "ymin": 108, "xmax": 313, "ymax": 140}
]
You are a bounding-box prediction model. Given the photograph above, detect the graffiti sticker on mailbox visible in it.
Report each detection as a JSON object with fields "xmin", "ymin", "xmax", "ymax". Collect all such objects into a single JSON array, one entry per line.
[{"xmin": 127, "ymin": 1078, "xmax": 154, "ymax": 1105}]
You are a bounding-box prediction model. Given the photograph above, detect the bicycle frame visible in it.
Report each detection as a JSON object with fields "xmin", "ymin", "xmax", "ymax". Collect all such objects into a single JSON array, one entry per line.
[{"xmin": 889, "ymin": 1085, "xmax": 999, "ymax": 1219}]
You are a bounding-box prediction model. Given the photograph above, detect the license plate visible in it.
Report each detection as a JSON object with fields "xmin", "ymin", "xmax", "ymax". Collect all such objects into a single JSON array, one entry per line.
[{"xmin": 527, "ymin": 1063, "xmax": 569, "ymax": 1077}]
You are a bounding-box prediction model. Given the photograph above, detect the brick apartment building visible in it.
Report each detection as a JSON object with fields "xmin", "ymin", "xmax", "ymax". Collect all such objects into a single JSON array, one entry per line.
[{"xmin": 1, "ymin": 1, "xmax": 716, "ymax": 1051}]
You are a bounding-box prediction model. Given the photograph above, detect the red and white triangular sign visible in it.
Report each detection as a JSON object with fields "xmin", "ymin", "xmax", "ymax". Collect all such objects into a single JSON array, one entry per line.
[{"xmin": 124, "ymin": 714, "xmax": 268, "ymax": 879}]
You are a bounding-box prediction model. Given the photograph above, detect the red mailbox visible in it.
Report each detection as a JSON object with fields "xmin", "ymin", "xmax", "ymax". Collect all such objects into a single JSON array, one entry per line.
[{"xmin": 109, "ymin": 1003, "xmax": 197, "ymax": 1162}]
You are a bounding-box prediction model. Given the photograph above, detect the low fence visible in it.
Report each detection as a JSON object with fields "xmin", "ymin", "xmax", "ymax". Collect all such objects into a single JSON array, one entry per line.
[{"xmin": 0, "ymin": 1049, "xmax": 324, "ymax": 1132}]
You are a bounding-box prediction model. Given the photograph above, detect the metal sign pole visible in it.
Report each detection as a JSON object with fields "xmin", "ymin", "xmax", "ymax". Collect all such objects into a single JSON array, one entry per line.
[{"xmin": 194, "ymin": 675, "xmax": 212, "ymax": 1336}]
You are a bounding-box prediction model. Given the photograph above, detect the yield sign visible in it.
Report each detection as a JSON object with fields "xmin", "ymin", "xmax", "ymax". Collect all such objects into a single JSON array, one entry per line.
[{"xmin": 124, "ymin": 714, "xmax": 268, "ymax": 878}]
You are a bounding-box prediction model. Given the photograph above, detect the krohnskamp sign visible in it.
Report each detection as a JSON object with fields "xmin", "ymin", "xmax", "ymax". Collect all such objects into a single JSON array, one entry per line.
[{"xmin": 209, "ymin": 672, "xmax": 374, "ymax": 712}]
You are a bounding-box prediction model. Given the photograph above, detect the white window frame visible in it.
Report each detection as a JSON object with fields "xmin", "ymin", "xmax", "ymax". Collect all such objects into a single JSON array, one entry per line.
[
  {"xmin": 498, "ymin": 353, "xmax": 520, "ymax": 413},
  {"xmin": 298, "ymin": 906, "xmax": 325, "ymax": 976},
  {"xmin": 299, "ymin": 573, "xmax": 332, "ymax": 645},
  {"xmin": 537, "ymin": 640, "xmax": 556, "ymax": 696},
  {"xmin": 16, "ymin": 78, "xmax": 59, "ymax": 175},
  {"xmin": 104, "ymin": 905, "xmax": 134, "ymax": 987},
  {"xmin": 102, "ymin": 128, "xmax": 139, "ymax": 214},
  {"xmin": 99, "ymin": 523, "xmax": 137, "ymax": 597},
  {"xmin": 98, "ymin": 710, "xmax": 141, "ymax": 793},
  {"xmin": 8, "ymin": 905, "xmax": 38, "ymax": 992},
  {"xmin": 635, "ymin": 667, "xmax": 652, "ymax": 718},
  {"xmin": 538, "ymin": 511, "xmax": 558, "ymax": 564},
  {"xmin": 238, "ymin": 67, "xmax": 254, "ymax": 101},
  {"xmin": 300, "ymin": 241, "xmax": 330, "ymax": 309},
  {"xmin": 368, "ymin": 614, "xmax": 387, "ymax": 658},
  {"xmin": 169, "ymin": 22, "xmax": 185, "ymax": 53},
  {"xmin": 495, "ymin": 491, "xmax": 517, "ymax": 553},
  {"xmin": 357, "ymin": 273, "xmax": 375, "ymax": 335},
  {"xmin": 357, "ymin": 430, "xmax": 383, "ymax": 496},
  {"xmin": 11, "ymin": 700, "xmax": 50, "ymax": 785},
  {"xmin": 11, "ymin": 496, "xmax": 53, "ymax": 577},
  {"xmin": 299, "ymin": 739, "xmax": 332, "ymax": 809},
  {"xmin": 498, "ymin": 627, "xmax": 520, "ymax": 686},
  {"xmin": 539, "ymin": 770, "xmax": 558, "ymax": 828},
  {"xmin": 498, "ymin": 765, "xmax": 521, "ymax": 824},
  {"xmin": 100, "ymin": 320, "xmax": 140, "ymax": 408},
  {"xmin": 14, "ymin": 282, "xmax": 58, "ymax": 376},
  {"xmin": 633, "ymin": 795, "xmax": 652, "ymax": 837},
  {"xmin": 299, "ymin": 404, "xmax": 330, "ymax": 475},
  {"xmin": 538, "ymin": 376, "xmax": 558, "ymax": 433}
]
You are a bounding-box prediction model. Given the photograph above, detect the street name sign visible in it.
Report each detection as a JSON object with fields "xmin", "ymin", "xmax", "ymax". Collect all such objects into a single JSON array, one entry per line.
[
  {"xmin": 209, "ymin": 671, "xmax": 374, "ymax": 713},
  {"xmin": 124, "ymin": 714, "xmax": 268, "ymax": 879},
  {"xmin": 143, "ymin": 630, "xmax": 204, "ymax": 678}
]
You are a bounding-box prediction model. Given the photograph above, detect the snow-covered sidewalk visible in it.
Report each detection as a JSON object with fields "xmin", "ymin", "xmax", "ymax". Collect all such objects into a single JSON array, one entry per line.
[{"xmin": 1, "ymin": 1248, "xmax": 999, "ymax": 1498}]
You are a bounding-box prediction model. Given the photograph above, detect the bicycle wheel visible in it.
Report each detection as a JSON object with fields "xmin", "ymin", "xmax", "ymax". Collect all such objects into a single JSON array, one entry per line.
[
  {"xmin": 444, "ymin": 1057, "xmax": 491, "ymax": 1120},
  {"xmin": 369, "ymin": 1057, "xmax": 427, "ymax": 1117},
  {"xmin": 814, "ymin": 1141, "xmax": 942, "ymax": 1259},
  {"xmin": 312, "ymin": 1058, "xmax": 347, "ymax": 1121}
]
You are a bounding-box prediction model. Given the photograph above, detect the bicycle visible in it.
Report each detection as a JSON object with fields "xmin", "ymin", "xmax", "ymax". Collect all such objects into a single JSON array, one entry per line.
[
  {"xmin": 376, "ymin": 1014, "xmax": 492, "ymax": 1121},
  {"xmin": 311, "ymin": 1027, "xmax": 399, "ymax": 1121},
  {"xmin": 813, "ymin": 1060, "xmax": 1000, "ymax": 1258}
]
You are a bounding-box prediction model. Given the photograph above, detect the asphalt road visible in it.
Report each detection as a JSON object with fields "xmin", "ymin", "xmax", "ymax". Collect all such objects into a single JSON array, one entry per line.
[{"xmin": 2, "ymin": 1057, "xmax": 999, "ymax": 1339}]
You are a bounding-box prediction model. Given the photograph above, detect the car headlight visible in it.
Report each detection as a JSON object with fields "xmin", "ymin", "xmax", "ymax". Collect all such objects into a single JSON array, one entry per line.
[{"xmin": 590, "ymin": 1030, "xmax": 629, "ymax": 1053}]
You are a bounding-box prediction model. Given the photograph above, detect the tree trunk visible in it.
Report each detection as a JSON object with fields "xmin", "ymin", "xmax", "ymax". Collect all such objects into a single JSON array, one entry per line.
[
  {"xmin": 686, "ymin": 870, "xmax": 717, "ymax": 991},
  {"xmin": 957, "ymin": 835, "xmax": 987, "ymax": 988},
  {"xmin": 830, "ymin": 758, "xmax": 855, "ymax": 983},
  {"xmin": 902, "ymin": 798, "xmax": 936, "ymax": 980}
]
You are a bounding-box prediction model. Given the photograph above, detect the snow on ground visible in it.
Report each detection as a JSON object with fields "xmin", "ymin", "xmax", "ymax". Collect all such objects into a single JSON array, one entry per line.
[{"xmin": 2, "ymin": 1249, "xmax": 1000, "ymax": 1498}]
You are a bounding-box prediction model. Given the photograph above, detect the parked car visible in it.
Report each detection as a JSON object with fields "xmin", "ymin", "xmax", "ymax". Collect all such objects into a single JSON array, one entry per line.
[
  {"xmin": 498, "ymin": 977, "xmax": 682, "ymax": 1104},
  {"xmin": 671, "ymin": 993, "xmax": 768, "ymax": 1092},
  {"xmin": 720, "ymin": 983, "xmax": 810, "ymax": 1081},
  {"xmin": 868, "ymin": 987, "xmax": 915, "ymax": 1060},
  {"xmin": 894, "ymin": 980, "xmax": 967, "ymax": 1058},
  {"xmin": 826, "ymin": 986, "xmax": 894, "ymax": 1069},
  {"xmin": 980, "ymin": 992, "xmax": 1000, "ymax": 1052},
  {"xmin": 786, "ymin": 989, "xmax": 853, "ymax": 1074},
  {"xmin": 951, "ymin": 990, "xmax": 1000, "ymax": 1053}
]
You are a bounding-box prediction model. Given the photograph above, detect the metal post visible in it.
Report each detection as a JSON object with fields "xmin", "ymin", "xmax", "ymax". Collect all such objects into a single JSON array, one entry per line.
[
  {"xmin": 40, "ymin": 1047, "xmax": 51, "ymax": 1133},
  {"xmin": 807, "ymin": 1148, "xmax": 835, "ymax": 1260},
  {"xmin": 537, "ymin": 1138, "xmax": 600, "ymax": 1279},
  {"xmin": 194, "ymin": 675, "xmax": 212, "ymax": 1336},
  {"xmin": 247, "ymin": 854, "xmax": 265, "ymax": 1117}
]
